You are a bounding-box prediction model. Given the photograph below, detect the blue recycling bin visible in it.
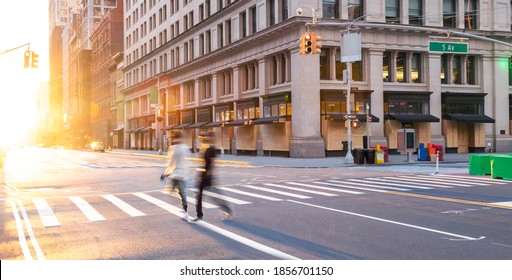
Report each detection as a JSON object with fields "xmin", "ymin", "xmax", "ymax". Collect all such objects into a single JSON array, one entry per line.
[{"xmin": 417, "ymin": 147, "xmax": 428, "ymax": 161}]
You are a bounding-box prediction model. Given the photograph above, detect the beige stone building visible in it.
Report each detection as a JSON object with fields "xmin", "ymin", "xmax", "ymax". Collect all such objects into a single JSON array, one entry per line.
[{"xmin": 122, "ymin": 0, "xmax": 512, "ymax": 157}]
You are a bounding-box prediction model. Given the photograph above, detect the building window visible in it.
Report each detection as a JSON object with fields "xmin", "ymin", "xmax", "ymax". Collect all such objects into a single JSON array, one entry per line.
[
  {"xmin": 262, "ymin": 94, "xmax": 291, "ymax": 117},
  {"xmin": 240, "ymin": 11, "xmax": 247, "ymax": 38},
  {"xmin": 250, "ymin": 6, "xmax": 257, "ymax": 34},
  {"xmin": 386, "ymin": 0, "xmax": 400, "ymax": 23},
  {"xmin": 217, "ymin": 23, "xmax": 224, "ymax": 48},
  {"xmin": 452, "ymin": 55, "xmax": 462, "ymax": 84},
  {"xmin": 281, "ymin": 0, "xmax": 288, "ymax": 21},
  {"xmin": 396, "ymin": 52, "xmax": 406, "ymax": 83},
  {"xmin": 383, "ymin": 51, "xmax": 391, "ymax": 82},
  {"xmin": 409, "ymin": 0, "xmax": 422, "ymax": 25},
  {"xmin": 464, "ymin": 0, "xmax": 477, "ymax": 29},
  {"xmin": 242, "ymin": 62, "xmax": 258, "ymax": 91},
  {"xmin": 320, "ymin": 49, "xmax": 330, "ymax": 80},
  {"xmin": 268, "ymin": 0, "xmax": 276, "ymax": 26},
  {"xmin": 466, "ymin": 56, "xmax": 476, "ymax": 85},
  {"xmin": 225, "ymin": 19, "xmax": 232, "ymax": 44},
  {"xmin": 348, "ymin": 0, "xmax": 363, "ymax": 21},
  {"xmin": 411, "ymin": 53, "xmax": 422, "ymax": 83},
  {"xmin": 323, "ymin": 0, "xmax": 339, "ymax": 19},
  {"xmin": 443, "ymin": 0, "xmax": 456, "ymax": 28}
]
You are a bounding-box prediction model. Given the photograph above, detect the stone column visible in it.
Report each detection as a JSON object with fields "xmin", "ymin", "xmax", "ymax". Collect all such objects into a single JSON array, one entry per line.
[
  {"xmin": 367, "ymin": 48, "xmax": 387, "ymax": 146},
  {"xmin": 289, "ymin": 49, "xmax": 325, "ymax": 158},
  {"xmin": 426, "ymin": 52, "xmax": 445, "ymax": 146}
]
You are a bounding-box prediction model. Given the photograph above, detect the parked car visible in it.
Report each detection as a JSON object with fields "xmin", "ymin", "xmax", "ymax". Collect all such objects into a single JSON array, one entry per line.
[{"xmin": 90, "ymin": 141, "xmax": 105, "ymax": 152}]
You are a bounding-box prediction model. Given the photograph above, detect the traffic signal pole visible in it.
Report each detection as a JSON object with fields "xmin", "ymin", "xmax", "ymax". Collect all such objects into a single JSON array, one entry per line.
[{"xmin": 345, "ymin": 61, "xmax": 354, "ymax": 164}]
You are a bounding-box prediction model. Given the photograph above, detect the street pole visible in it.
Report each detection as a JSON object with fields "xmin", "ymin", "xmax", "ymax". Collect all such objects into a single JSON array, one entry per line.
[
  {"xmin": 366, "ymin": 103, "xmax": 370, "ymax": 149},
  {"xmin": 345, "ymin": 61, "xmax": 354, "ymax": 164}
]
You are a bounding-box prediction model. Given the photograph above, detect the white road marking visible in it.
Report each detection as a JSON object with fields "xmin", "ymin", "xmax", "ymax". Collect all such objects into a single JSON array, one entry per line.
[
  {"xmin": 286, "ymin": 182, "xmax": 364, "ymax": 195},
  {"xmin": 8, "ymin": 200, "xmax": 32, "ymax": 260},
  {"xmin": 264, "ymin": 183, "xmax": 338, "ymax": 196},
  {"xmin": 33, "ymin": 198, "xmax": 61, "ymax": 227},
  {"xmin": 288, "ymin": 200, "xmax": 485, "ymax": 241},
  {"xmin": 413, "ymin": 175, "xmax": 491, "ymax": 186},
  {"xmin": 333, "ymin": 179, "xmax": 410, "ymax": 191},
  {"xmin": 218, "ymin": 187, "xmax": 283, "ymax": 201},
  {"xmin": 353, "ymin": 178, "xmax": 433, "ymax": 190},
  {"xmin": 436, "ymin": 174, "xmax": 508, "ymax": 184},
  {"xmin": 102, "ymin": 195, "xmax": 146, "ymax": 217},
  {"xmin": 192, "ymin": 220, "xmax": 300, "ymax": 260},
  {"xmin": 381, "ymin": 177, "xmax": 454, "ymax": 188},
  {"xmin": 318, "ymin": 181, "xmax": 387, "ymax": 193},
  {"xmin": 161, "ymin": 191, "xmax": 218, "ymax": 208},
  {"xmin": 240, "ymin": 185, "xmax": 311, "ymax": 199},
  {"xmin": 490, "ymin": 201, "xmax": 512, "ymax": 207},
  {"xmin": 17, "ymin": 200, "xmax": 45, "ymax": 260},
  {"xmin": 397, "ymin": 176, "xmax": 472, "ymax": 187},
  {"xmin": 203, "ymin": 190, "xmax": 252, "ymax": 205},
  {"xmin": 69, "ymin": 196, "xmax": 106, "ymax": 222}
]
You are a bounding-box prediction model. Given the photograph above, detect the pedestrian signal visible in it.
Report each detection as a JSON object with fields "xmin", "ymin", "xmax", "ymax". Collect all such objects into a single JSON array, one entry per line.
[{"xmin": 24, "ymin": 50, "xmax": 31, "ymax": 68}]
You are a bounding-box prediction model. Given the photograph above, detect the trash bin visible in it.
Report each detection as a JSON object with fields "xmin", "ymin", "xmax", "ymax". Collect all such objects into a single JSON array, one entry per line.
[
  {"xmin": 365, "ymin": 149, "xmax": 375, "ymax": 164},
  {"xmin": 352, "ymin": 148, "xmax": 365, "ymax": 164},
  {"xmin": 375, "ymin": 150, "xmax": 385, "ymax": 164}
]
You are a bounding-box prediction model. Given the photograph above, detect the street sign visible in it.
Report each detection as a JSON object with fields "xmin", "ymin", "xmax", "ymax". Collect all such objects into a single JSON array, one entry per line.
[
  {"xmin": 344, "ymin": 114, "xmax": 357, "ymax": 120},
  {"xmin": 429, "ymin": 41, "xmax": 468, "ymax": 53}
]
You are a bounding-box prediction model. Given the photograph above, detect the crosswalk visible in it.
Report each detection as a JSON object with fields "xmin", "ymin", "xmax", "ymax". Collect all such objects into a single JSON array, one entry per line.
[{"xmin": 7, "ymin": 174, "xmax": 510, "ymax": 229}]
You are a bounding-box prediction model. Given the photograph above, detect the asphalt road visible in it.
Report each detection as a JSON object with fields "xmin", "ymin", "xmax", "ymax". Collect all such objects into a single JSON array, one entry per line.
[{"xmin": 1, "ymin": 147, "xmax": 512, "ymax": 260}]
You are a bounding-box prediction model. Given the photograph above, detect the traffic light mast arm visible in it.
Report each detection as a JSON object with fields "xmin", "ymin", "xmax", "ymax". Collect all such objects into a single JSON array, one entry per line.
[{"xmin": 0, "ymin": 43, "xmax": 30, "ymax": 56}]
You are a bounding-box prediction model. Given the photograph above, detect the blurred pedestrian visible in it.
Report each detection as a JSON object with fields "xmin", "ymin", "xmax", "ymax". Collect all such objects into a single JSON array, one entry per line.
[
  {"xmin": 189, "ymin": 131, "xmax": 232, "ymax": 222},
  {"xmin": 161, "ymin": 132, "xmax": 191, "ymax": 219}
]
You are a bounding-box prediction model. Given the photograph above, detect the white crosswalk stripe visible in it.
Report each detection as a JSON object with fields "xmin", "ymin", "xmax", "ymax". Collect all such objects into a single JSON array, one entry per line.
[
  {"xmin": 239, "ymin": 185, "xmax": 312, "ymax": 199},
  {"xmin": 435, "ymin": 174, "xmax": 509, "ymax": 184},
  {"xmin": 285, "ymin": 182, "xmax": 364, "ymax": 195},
  {"xmin": 396, "ymin": 176, "xmax": 472, "ymax": 187},
  {"xmin": 203, "ymin": 190, "xmax": 252, "ymax": 205},
  {"xmin": 321, "ymin": 181, "xmax": 388, "ymax": 193},
  {"xmin": 411, "ymin": 175, "xmax": 491, "ymax": 186},
  {"xmin": 381, "ymin": 177, "xmax": 454, "ymax": 188},
  {"xmin": 351, "ymin": 178, "xmax": 433, "ymax": 190},
  {"xmin": 218, "ymin": 187, "xmax": 283, "ymax": 201},
  {"xmin": 161, "ymin": 191, "xmax": 219, "ymax": 208},
  {"xmin": 335, "ymin": 179, "xmax": 410, "ymax": 191},
  {"xmin": 263, "ymin": 183, "xmax": 338, "ymax": 196},
  {"xmin": 69, "ymin": 196, "xmax": 106, "ymax": 222},
  {"xmin": 102, "ymin": 194, "xmax": 146, "ymax": 217},
  {"xmin": 33, "ymin": 198, "xmax": 61, "ymax": 228}
]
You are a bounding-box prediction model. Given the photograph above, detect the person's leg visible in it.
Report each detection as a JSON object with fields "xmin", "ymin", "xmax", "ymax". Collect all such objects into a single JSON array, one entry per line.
[{"xmin": 176, "ymin": 179, "xmax": 188, "ymax": 212}]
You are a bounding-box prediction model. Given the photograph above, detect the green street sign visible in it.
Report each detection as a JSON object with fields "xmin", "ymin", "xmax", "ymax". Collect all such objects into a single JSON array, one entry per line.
[{"xmin": 429, "ymin": 41, "xmax": 468, "ymax": 53}]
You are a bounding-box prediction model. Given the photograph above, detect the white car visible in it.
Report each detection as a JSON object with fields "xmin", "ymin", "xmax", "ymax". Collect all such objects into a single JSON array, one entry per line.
[{"xmin": 91, "ymin": 141, "xmax": 105, "ymax": 152}]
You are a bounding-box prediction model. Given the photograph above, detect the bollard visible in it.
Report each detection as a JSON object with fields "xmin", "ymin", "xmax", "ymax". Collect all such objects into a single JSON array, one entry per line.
[{"xmin": 434, "ymin": 151, "xmax": 440, "ymax": 174}]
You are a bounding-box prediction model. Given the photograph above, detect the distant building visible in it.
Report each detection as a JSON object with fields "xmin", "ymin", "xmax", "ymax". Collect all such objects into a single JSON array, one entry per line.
[{"xmin": 120, "ymin": 0, "xmax": 512, "ymax": 157}]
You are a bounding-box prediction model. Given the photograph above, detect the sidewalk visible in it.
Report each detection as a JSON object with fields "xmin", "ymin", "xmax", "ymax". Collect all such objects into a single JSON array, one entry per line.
[{"xmin": 110, "ymin": 148, "xmax": 471, "ymax": 168}]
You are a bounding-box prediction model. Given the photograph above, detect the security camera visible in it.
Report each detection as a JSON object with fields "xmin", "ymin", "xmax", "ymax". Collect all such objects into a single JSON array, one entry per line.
[{"xmin": 296, "ymin": 7, "xmax": 303, "ymax": 15}]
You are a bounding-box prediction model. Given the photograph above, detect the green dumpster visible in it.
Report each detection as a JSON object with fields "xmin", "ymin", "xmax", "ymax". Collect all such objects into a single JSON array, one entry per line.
[
  {"xmin": 491, "ymin": 155, "xmax": 512, "ymax": 180},
  {"xmin": 468, "ymin": 154, "xmax": 492, "ymax": 175}
]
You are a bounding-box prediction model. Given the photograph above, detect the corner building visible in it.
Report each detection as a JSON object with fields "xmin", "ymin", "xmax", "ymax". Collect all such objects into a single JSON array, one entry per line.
[{"xmin": 122, "ymin": 0, "xmax": 512, "ymax": 157}]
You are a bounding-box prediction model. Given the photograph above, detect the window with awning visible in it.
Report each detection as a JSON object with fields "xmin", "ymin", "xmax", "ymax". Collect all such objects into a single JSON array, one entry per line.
[
  {"xmin": 384, "ymin": 91, "xmax": 439, "ymax": 123},
  {"xmin": 441, "ymin": 92, "xmax": 494, "ymax": 123}
]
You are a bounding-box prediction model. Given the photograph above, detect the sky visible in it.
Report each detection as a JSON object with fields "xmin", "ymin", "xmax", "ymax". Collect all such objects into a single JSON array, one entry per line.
[{"xmin": 0, "ymin": 1, "xmax": 49, "ymax": 147}]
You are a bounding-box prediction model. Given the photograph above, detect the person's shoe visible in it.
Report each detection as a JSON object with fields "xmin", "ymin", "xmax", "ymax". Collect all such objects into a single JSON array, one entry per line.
[
  {"xmin": 222, "ymin": 209, "xmax": 234, "ymax": 220},
  {"xmin": 188, "ymin": 216, "xmax": 202, "ymax": 223},
  {"xmin": 181, "ymin": 211, "xmax": 188, "ymax": 220}
]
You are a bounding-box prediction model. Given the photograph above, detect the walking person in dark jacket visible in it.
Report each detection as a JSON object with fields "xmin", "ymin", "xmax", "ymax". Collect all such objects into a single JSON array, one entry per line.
[{"xmin": 189, "ymin": 132, "xmax": 232, "ymax": 222}]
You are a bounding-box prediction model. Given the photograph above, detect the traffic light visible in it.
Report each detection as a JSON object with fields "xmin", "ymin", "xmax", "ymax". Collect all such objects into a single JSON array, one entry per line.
[
  {"xmin": 312, "ymin": 33, "xmax": 322, "ymax": 54},
  {"xmin": 31, "ymin": 51, "xmax": 39, "ymax": 68},
  {"xmin": 24, "ymin": 50, "xmax": 31, "ymax": 68},
  {"xmin": 300, "ymin": 32, "xmax": 313, "ymax": 55}
]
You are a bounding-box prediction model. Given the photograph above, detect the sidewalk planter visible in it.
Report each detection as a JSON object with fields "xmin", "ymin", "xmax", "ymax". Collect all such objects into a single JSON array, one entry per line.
[
  {"xmin": 468, "ymin": 154, "xmax": 492, "ymax": 175},
  {"xmin": 491, "ymin": 155, "xmax": 512, "ymax": 180}
]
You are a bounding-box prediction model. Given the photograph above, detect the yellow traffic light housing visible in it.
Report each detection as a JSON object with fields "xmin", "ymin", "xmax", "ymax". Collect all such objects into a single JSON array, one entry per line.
[
  {"xmin": 24, "ymin": 50, "xmax": 31, "ymax": 68},
  {"xmin": 31, "ymin": 51, "xmax": 39, "ymax": 68},
  {"xmin": 313, "ymin": 33, "xmax": 322, "ymax": 54},
  {"xmin": 300, "ymin": 32, "xmax": 321, "ymax": 55}
]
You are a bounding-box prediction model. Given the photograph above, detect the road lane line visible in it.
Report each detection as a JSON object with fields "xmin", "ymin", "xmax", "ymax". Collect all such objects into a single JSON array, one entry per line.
[
  {"xmin": 218, "ymin": 187, "xmax": 283, "ymax": 201},
  {"xmin": 240, "ymin": 185, "xmax": 311, "ymax": 199},
  {"xmin": 352, "ymin": 178, "xmax": 433, "ymax": 190},
  {"xmin": 317, "ymin": 181, "xmax": 387, "ymax": 193},
  {"xmin": 331, "ymin": 180, "xmax": 410, "ymax": 191},
  {"xmin": 69, "ymin": 196, "xmax": 106, "ymax": 222},
  {"xmin": 286, "ymin": 182, "xmax": 364, "ymax": 195},
  {"xmin": 8, "ymin": 200, "xmax": 32, "ymax": 260},
  {"xmin": 203, "ymin": 190, "xmax": 252, "ymax": 205},
  {"xmin": 33, "ymin": 198, "xmax": 61, "ymax": 227},
  {"xmin": 160, "ymin": 191, "xmax": 218, "ymax": 208},
  {"xmin": 134, "ymin": 192, "xmax": 299, "ymax": 259},
  {"xmin": 287, "ymin": 199, "xmax": 485, "ymax": 241},
  {"xmin": 17, "ymin": 200, "xmax": 45, "ymax": 260},
  {"xmin": 192, "ymin": 220, "xmax": 300, "ymax": 260},
  {"xmin": 101, "ymin": 195, "xmax": 146, "ymax": 217},
  {"xmin": 490, "ymin": 201, "xmax": 512, "ymax": 207},
  {"xmin": 264, "ymin": 183, "xmax": 338, "ymax": 196}
]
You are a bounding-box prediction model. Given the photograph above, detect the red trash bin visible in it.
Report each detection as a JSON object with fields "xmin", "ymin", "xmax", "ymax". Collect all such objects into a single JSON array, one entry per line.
[{"xmin": 432, "ymin": 144, "xmax": 444, "ymax": 161}]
